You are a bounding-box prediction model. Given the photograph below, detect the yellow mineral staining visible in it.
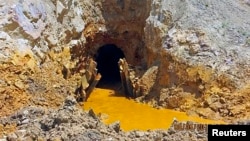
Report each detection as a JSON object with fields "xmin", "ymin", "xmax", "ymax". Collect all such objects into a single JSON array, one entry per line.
[{"xmin": 84, "ymin": 88, "xmax": 225, "ymax": 131}]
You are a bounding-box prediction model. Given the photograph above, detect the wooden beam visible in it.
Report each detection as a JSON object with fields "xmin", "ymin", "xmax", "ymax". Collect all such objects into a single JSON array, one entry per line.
[
  {"xmin": 118, "ymin": 58, "xmax": 134, "ymax": 97},
  {"xmin": 85, "ymin": 73, "xmax": 101, "ymax": 101}
]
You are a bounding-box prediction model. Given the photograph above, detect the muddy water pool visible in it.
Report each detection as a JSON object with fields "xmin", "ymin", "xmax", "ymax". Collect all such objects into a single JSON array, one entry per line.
[{"xmin": 84, "ymin": 88, "xmax": 224, "ymax": 131}]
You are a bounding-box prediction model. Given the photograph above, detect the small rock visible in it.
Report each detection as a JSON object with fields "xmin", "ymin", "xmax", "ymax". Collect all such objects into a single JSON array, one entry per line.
[
  {"xmin": 0, "ymin": 31, "xmax": 11, "ymax": 41},
  {"xmin": 177, "ymin": 34, "xmax": 187, "ymax": 44},
  {"xmin": 14, "ymin": 80, "xmax": 25, "ymax": 89},
  {"xmin": 219, "ymin": 97, "xmax": 226, "ymax": 104},
  {"xmin": 23, "ymin": 136, "xmax": 34, "ymax": 141},
  {"xmin": 230, "ymin": 105, "xmax": 246, "ymax": 116},
  {"xmin": 167, "ymin": 127, "xmax": 176, "ymax": 135},
  {"xmin": 23, "ymin": 110, "xmax": 29, "ymax": 116},
  {"xmin": 105, "ymin": 137, "xmax": 113, "ymax": 141},
  {"xmin": 88, "ymin": 121, "xmax": 97, "ymax": 129},
  {"xmin": 63, "ymin": 96, "xmax": 77, "ymax": 107},
  {"xmin": 52, "ymin": 137, "xmax": 62, "ymax": 141},
  {"xmin": 21, "ymin": 118, "xmax": 30, "ymax": 124},
  {"xmin": 135, "ymin": 131, "xmax": 145, "ymax": 137},
  {"xmin": 197, "ymin": 133, "xmax": 206, "ymax": 139},
  {"xmin": 98, "ymin": 113, "xmax": 109, "ymax": 120},
  {"xmin": 109, "ymin": 121, "xmax": 120, "ymax": 133},
  {"xmin": 46, "ymin": 35, "xmax": 58, "ymax": 46},
  {"xmin": 189, "ymin": 44, "xmax": 200, "ymax": 55},
  {"xmin": 18, "ymin": 74, "xmax": 27, "ymax": 80},
  {"xmin": 83, "ymin": 122, "xmax": 89, "ymax": 128},
  {"xmin": 6, "ymin": 133, "xmax": 17, "ymax": 141},
  {"xmin": 83, "ymin": 130, "xmax": 102, "ymax": 140},
  {"xmin": 37, "ymin": 136, "xmax": 45, "ymax": 141},
  {"xmin": 219, "ymin": 108, "xmax": 229, "ymax": 116},
  {"xmin": 209, "ymin": 102, "xmax": 223, "ymax": 112},
  {"xmin": 186, "ymin": 33, "xmax": 199, "ymax": 44},
  {"xmin": 15, "ymin": 130, "xmax": 26, "ymax": 138},
  {"xmin": 196, "ymin": 108, "xmax": 214, "ymax": 118},
  {"xmin": 88, "ymin": 109, "xmax": 97, "ymax": 119},
  {"xmin": 204, "ymin": 96, "xmax": 214, "ymax": 107}
]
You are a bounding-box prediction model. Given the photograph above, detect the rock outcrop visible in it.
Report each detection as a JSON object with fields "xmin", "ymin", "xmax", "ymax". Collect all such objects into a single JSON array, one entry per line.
[{"xmin": 0, "ymin": 0, "xmax": 250, "ymax": 140}]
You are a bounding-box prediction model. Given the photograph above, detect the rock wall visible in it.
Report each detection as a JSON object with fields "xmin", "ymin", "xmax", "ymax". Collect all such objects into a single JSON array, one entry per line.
[
  {"xmin": 1, "ymin": 0, "xmax": 250, "ymax": 121},
  {"xmin": 144, "ymin": 0, "xmax": 250, "ymax": 92},
  {"xmin": 142, "ymin": 0, "xmax": 250, "ymax": 120},
  {"xmin": 0, "ymin": 0, "xmax": 101, "ymax": 62},
  {"xmin": 82, "ymin": 0, "xmax": 151, "ymax": 67}
]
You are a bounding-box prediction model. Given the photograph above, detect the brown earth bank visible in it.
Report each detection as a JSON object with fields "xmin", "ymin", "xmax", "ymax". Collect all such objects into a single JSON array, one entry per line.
[
  {"xmin": 0, "ymin": 56, "xmax": 212, "ymax": 141},
  {"xmin": 1, "ymin": 0, "xmax": 250, "ymax": 140},
  {"xmin": 0, "ymin": 54, "xmax": 248, "ymax": 140}
]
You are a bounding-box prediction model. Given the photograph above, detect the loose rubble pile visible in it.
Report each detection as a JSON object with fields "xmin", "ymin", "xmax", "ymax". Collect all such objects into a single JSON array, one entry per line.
[{"xmin": 0, "ymin": 96, "xmax": 209, "ymax": 141}]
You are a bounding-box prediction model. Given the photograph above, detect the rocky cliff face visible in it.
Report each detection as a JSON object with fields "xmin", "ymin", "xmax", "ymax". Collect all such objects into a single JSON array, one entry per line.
[
  {"xmin": 1, "ymin": 0, "xmax": 250, "ymax": 139},
  {"xmin": 143, "ymin": 0, "xmax": 250, "ymax": 120},
  {"xmin": 1, "ymin": 0, "xmax": 92, "ymax": 61}
]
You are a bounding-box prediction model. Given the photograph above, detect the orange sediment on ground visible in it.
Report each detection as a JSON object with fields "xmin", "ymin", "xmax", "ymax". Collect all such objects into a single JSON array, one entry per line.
[
  {"xmin": 84, "ymin": 88, "xmax": 225, "ymax": 131},
  {"xmin": 0, "ymin": 124, "xmax": 16, "ymax": 138}
]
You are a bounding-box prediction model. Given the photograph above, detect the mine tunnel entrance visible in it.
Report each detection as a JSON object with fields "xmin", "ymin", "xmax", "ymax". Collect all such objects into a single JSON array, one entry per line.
[{"xmin": 95, "ymin": 44, "xmax": 125, "ymax": 88}]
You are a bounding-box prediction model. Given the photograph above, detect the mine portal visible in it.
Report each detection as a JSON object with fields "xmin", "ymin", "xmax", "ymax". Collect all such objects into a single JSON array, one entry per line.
[{"xmin": 95, "ymin": 44, "xmax": 125, "ymax": 88}]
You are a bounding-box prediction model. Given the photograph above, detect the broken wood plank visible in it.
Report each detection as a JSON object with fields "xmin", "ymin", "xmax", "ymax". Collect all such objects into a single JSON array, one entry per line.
[
  {"xmin": 85, "ymin": 73, "xmax": 102, "ymax": 101},
  {"xmin": 75, "ymin": 58, "xmax": 101, "ymax": 102},
  {"xmin": 81, "ymin": 74, "xmax": 89, "ymax": 89},
  {"xmin": 118, "ymin": 58, "xmax": 134, "ymax": 97}
]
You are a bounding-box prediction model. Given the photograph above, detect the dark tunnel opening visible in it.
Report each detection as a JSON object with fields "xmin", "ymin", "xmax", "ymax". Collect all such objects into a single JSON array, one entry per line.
[{"xmin": 95, "ymin": 44, "xmax": 125, "ymax": 88}]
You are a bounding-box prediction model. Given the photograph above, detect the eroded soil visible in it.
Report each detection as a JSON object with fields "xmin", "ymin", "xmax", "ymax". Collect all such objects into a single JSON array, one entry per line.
[
  {"xmin": 0, "ymin": 52, "xmax": 213, "ymax": 140},
  {"xmin": 0, "ymin": 49, "xmax": 81, "ymax": 137},
  {"xmin": 0, "ymin": 48, "xmax": 249, "ymax": 141}
]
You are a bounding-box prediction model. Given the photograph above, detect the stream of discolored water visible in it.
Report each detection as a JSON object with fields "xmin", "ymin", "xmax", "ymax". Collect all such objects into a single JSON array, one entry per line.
[{"xmin": 84, "ymin": 88, "xmax": 224, "ymax": 131}]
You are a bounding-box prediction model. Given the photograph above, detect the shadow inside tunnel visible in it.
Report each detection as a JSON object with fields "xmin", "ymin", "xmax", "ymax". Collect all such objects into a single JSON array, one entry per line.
[{"xmin": 95, "ymin": 44, "xmax": 125, "ymax": 91}]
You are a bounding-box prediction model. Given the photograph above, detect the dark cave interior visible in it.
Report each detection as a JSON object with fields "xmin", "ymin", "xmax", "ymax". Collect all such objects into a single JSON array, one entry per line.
[{"xmin": 95, "ymin": 44, "xmax": 125, "ymax": 88}]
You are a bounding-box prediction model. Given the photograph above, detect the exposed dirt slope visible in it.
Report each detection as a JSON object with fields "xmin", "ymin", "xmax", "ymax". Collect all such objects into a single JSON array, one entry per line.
[{"xmin": 0, "ymin": 0, "xmax": 250, "ymax": 140}]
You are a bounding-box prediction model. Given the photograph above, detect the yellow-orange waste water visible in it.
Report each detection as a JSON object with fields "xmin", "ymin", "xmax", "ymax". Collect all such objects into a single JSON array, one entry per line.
[{"xmin": 84, "ymin": 88, "xmax": 225, "ymax": 131}]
